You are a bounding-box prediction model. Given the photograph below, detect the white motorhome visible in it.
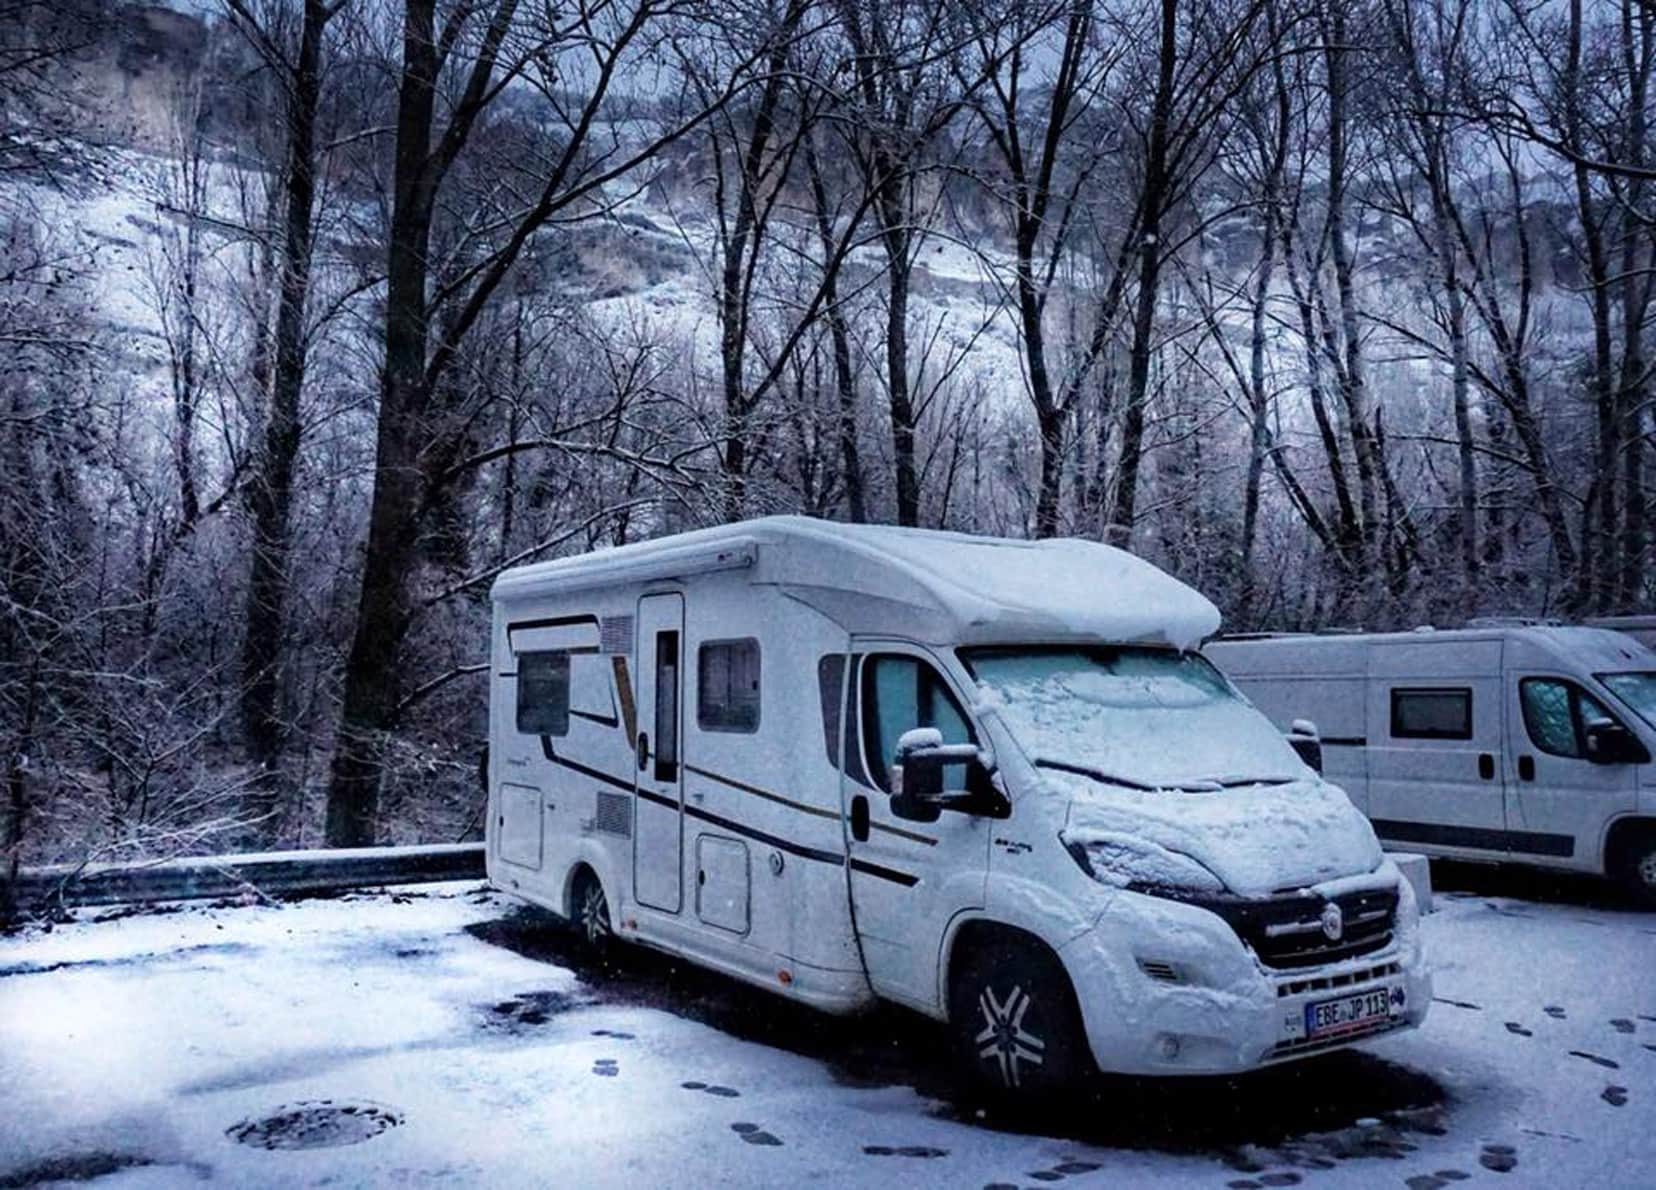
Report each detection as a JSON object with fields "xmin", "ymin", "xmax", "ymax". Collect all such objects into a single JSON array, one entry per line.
[
  {"xmin": 486, "ymin": 517, "xmax": 1428, "ymax": 1096},
  {"xmin": 1206, "ymin": 626, "xmax": 1656, "ymax": 904}
]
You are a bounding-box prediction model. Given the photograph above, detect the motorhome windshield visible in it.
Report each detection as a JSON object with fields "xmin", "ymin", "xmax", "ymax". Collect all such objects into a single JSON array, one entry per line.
[
  {"xmin": 1599, "ymin": 672, "xmax": 1656, "ymax": 730},
  {"xmin": 959, "ymin": 646, "xmax": 1307, "ymax": 790}
]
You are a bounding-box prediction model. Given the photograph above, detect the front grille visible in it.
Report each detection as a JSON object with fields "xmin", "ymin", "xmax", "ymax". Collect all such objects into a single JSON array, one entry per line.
[
  {"xmin": 1276, "ymin": 961, "xmax": 1401, "ymax": 999},
  {"xmin": 1135, "ymin": 882, "xmax": 1398, "ymax": 971}
]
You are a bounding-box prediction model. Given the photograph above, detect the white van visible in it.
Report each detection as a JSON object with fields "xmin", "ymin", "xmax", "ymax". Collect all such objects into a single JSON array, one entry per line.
[
  {"xmin": 1206, "ymin": 626, "xmax": 1656, "ymax": 904},
  {"xmin": 486, "ymin": 517, "xmax": 1428, "ymax": 1096}
]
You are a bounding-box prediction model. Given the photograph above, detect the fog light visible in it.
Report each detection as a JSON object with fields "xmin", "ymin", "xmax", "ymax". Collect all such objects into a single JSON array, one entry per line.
[{"xmin": 1156, "ymin": 1033, "xmax": 1181, "ymax": 1061}]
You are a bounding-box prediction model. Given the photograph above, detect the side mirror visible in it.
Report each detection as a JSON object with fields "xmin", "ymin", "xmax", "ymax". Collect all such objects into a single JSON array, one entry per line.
[
  {"xmin": 1584, "ymin": 721, "xmax": 1650, "ymax": 766},
  {"xmin": 1287, "ymin": 719, "xmax": 1323, "ymax": 775},
  {"xmin": 889, "ymin": 728, "xmax": 1005, "ymax": 821}
]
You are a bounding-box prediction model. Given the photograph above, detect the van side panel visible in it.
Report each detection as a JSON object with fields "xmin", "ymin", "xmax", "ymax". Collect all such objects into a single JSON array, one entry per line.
[
  {"xmin": 1206, "ymin": 639, "xmax": 1370, "ymax": 813},
  {"xmin": 1365, "ymin": 639, "xmax": 1508, "ymax": 857}
]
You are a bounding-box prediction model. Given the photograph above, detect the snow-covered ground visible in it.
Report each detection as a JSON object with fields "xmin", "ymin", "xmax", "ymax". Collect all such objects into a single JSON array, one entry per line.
[{"xmin": 1, "ymin": 873, "xmax": 1652, "ymax": 1188}]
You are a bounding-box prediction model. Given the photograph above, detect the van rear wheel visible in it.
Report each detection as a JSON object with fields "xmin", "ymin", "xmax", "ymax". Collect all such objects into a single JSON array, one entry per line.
[
  {"xmin": 948, "ymin": 934, "xmax": 1091, "ymax": 1102},
  {"xmin": 572, "ymin": 869, "xmax": 613, "ymax": 953}
]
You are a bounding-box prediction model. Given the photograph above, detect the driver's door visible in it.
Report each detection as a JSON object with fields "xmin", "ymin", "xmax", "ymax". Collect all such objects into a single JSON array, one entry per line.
[{"xmin": 843, "ymin": 642, "xmax": 991, "ymax": 1012}]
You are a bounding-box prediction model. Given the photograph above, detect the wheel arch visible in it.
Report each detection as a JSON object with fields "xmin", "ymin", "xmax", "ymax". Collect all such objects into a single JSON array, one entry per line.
[
  {"xmin": 937, "ymin": 915, "xmax": 1071, "ymax": 1025},
  {"xmin": 1603, "ymin": 815, "xmax": 1656, "ymax": 877}
]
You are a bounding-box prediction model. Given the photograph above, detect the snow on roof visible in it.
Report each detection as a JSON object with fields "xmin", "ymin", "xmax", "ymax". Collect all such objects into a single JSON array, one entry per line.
[
  {"xmin": 493, "ymin": 516, "xmax": 1220, "ymax": 650},
  {"xmin": 1209, "ymin": 625, "xmax": 1656, "ymax": 677}
]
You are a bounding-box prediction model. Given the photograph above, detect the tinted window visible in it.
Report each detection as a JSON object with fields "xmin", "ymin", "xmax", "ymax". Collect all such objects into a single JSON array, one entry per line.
[
  {"xmin": 517, "ymin": 651, "xmax": 570, "ymax": 736},
  {"xmin": 1390, "ymin": 688, "xmax": 1471, "ymax": 740},
  {"xmin": 817, "ymin": 655, "xmax": 844, "ymax": 766},
  {"xmin": 654, "ymin": 632, "xmax": 679, "ymax": 781},
  {"xmin": 1521, "ymin": 677, "xmax": 1616, "ymax": 759},
  {"xmin": 698, "ymin": 638, "xmax": 760, "ymax": 733},
  {"xmin": 861, "ymin": 655, "xmax": 973, "ymax": 792}
]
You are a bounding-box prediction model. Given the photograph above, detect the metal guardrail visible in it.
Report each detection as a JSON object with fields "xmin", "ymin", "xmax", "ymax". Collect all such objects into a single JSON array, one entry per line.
[{"xmin": 3, "ymin": 842, "xmax": 486, "ymax": 917}]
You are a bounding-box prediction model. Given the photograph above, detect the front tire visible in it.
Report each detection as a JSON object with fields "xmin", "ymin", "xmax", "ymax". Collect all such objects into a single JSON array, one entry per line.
[
  {"xmin": 948, "ymin": 933, "xmax": 1092, "ymax": 1102},
  {"xmin": 1614, "ymin": 833, "xmax": 1656, "ymax": 909}
]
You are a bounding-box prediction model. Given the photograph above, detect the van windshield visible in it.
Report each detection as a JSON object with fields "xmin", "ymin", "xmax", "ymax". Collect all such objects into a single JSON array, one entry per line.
[
  {"xmin": 1598, "ymin": 672, "xmax": 1656, "ymax": 730},
  {"xmin": 959, "ymin": 646, "xmax": 1307, "ymax": 791}
]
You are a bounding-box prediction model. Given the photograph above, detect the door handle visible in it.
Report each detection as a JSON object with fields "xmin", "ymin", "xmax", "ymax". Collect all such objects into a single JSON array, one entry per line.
[
  {"xmin": 637, "ymin": 732, "xmax": 649, "ymax": 771},
  {"xmin": 1478, "ymin": 753, "xmax": 1495, "ymax": 780},
  {"xmin": 850, "ymin": 795, "xmax": 870, "ymax": 842},
  {"xmin": 1518, "ymin": 754, "xmax": 1535, "ymax": 782}
]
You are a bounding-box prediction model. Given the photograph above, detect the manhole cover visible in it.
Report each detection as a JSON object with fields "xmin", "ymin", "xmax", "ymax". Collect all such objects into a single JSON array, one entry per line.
[{"xmin": 227, "ymin": 1100, "xmax": 403, "ymax": 1150}]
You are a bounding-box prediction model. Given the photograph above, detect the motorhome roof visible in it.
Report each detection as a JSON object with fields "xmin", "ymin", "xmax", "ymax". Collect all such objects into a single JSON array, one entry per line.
[{"xmin": 491, "ymin": 515, "xmax": 1220, "ymax": 650}]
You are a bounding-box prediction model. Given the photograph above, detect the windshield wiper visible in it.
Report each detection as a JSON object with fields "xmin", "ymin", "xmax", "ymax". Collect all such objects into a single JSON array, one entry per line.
[
  {"xmin": 1036, "ymin": 759, "xmax": 1293, "ymax": 793},
  {"xmin": 1034, "ymin": 759, "xmax": 1161, "ymax": 792}
]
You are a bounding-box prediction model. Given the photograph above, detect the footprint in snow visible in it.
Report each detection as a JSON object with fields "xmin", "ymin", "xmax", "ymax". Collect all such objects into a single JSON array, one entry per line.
[
  {"xmin": 1479, "ymin": 1143, "xmax": 1518, "ymax": 1174},
  {"xmin": 731, "ymin": 1122, "xmax": 782, "ymax": 1146},
  {"xmin": 862, "ymin": 1145, "xmax": 948, "ymax": 1158},
  {"xmin": 680, "ymin": 1081, "xmax": 740, "ymax": 1098},
  {"xmin": 1406, "ymin": 1172, "xmax": 1472, "ymax": 1189},
  {"xmin": 1544, "ymin": 1005, "xmax": 1567, "ymax": 1020},
  {"xmin": 591, "ymin": 1028, "xmax": 635, "ymax": 1039},
  {"xmin": 591, "ymin": 1059, "xmax": 618, "ymax": 1078},
  {"xmin": 1503, "ymin": 1022, "xmax": 1532, "ymax": 1037},
  {"xmin": 1602, "ymin": 1085, "xmax": 1629, "ymax": 1107},
  {"xmin": 1569, "ymin": 1050, "xmax": 1621, "ymax": 1069},
  {"xmin": 1610, "ymin": 1018, "xmax": 1635, "ymax": 1034},
  {"xmin": 1225, "ymin": 1176, "xmax": 1299, "ymax": 1189}
]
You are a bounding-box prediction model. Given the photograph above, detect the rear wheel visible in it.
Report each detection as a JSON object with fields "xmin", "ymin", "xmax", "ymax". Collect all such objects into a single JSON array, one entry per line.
[
  {"xmin": 947, "ymin": 932, "xmax": 1091, "ymax": 1102},
  {"xmin": 571, "ymin": 869, "xmax": 613, "ymax": 953},
  {"xmin": 1613, "ymin": 833, "xmax": 1656, "ymax": 909}
]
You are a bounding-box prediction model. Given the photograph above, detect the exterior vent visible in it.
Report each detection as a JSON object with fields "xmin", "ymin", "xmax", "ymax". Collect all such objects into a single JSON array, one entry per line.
[
  {"xmin": 1137, "ymin": 959, "xmax": 1181, "ymax": 983},
  {"xmin": 601, "ymin": 615, "xmax": 634, "ymax": 655},
  {"xmin": 595, "ymin": 791, "xmax": 632, "ymax": 837}
]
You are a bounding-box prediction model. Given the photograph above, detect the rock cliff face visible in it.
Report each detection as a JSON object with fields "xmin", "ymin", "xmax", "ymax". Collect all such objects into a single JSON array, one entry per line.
[{"xmin": 14, "ymin": 2, "xmax": 258, "ymax": 153}]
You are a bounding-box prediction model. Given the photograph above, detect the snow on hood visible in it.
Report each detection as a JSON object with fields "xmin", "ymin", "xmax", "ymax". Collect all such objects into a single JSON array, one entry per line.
[{"xmin": 1054, "ymin": 772, "xmax": 1384, "ymax": 898}]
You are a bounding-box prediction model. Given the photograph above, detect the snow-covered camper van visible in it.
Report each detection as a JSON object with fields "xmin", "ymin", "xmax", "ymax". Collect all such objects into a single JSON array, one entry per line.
[
  {"xmin": 486, "ymin": 518, "xmax": 1428, "ymax": 1095},
  {"xmin": 1206, "ymin": 627, "xmax": 1656, "ymax": 904}
]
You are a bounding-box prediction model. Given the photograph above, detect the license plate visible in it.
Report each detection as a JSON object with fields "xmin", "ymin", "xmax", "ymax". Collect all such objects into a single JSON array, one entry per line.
[{"xmin": 1305, "ymin": 987, "xmax": 1396, "ymax": 1040}]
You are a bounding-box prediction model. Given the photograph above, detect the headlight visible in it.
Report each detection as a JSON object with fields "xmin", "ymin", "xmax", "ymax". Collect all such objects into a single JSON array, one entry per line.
[{"xmin": 1062, "ymin": 830, "xmax": 1226, "ymax": 895}]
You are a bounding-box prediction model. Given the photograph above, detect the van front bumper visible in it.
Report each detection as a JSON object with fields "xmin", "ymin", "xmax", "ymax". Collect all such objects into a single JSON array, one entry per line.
[{"xmin": 1059, "ymin": 883, "xmax": 1431, "ymax": 1077}]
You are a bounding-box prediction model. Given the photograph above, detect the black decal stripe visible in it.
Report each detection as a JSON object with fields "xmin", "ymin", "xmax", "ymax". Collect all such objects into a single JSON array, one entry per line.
[
  {"xmin": 869, "ymin": 820, "xmax": 938, "ymax": 846},
  {"xmin": 850, "ymin": 858, "xmax": 920, "ymax": 887},
  {"xmin": 1320, "ymin": 736, "xmax": 1366, "ymax": 747},
  {"xmin": 684, "ymin": 763, "xmax": 837, "ymax": 820},
  {"xmin": 570, "ymin": 708, "xmax": 621, "ymax": 728},
  {"xmin": 683, "ymin": 803, "xmax": 845, "ymax": 867},
  {"xmin": 637, "ymin": 787, "xmax": 678, "ymax": 811},
  {"xmin": 539, "ymin": 738, "xmax": 634, "ymax": 793},
  {"xmin": 1372, "ymin": 819, "xmax": 1575, "ymax": 858}
]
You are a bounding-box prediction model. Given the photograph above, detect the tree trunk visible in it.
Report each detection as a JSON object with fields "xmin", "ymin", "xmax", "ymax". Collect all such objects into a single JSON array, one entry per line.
[
  {"xmin": 1107, "ymin": 0, "xmax": 1178, "ymax": 550},
  {"xmin": 242, "ymin": 0, "xmax": 330, "ymax": 776},
  {"xmin": 325, "ymin": 0, "xmax": 450, "ymax": 846}
]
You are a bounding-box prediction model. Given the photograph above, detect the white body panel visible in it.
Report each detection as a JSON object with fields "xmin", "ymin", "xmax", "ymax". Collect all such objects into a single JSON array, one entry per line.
[
  {"xmin": 1207, "ymin": 627, "xmax": 1656, "ymax": 876},
  {"xmin": 487, "ymin": 517, "xmax": 1429, "ymax": 1077}
]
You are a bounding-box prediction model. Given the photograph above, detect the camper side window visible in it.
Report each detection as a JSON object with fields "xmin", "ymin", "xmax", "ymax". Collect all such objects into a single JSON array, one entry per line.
[
  {"xmin": 861, "ymin": 655, "xmax": 974, "ymax": 792},
  {"xmin": 1521, "ymin": 678, "xmax": 1616, "ymax": 759},
  {"xmin": 1390, "ymin": 687, "xmax": 1472, "ymax": 740},
  {"xmin": 517, "ymin": 651, "xmax": 570, "ymax": 736},
  {"xmin": 698, "ymin": 638, "xmax": 760, "ymax": 733}
]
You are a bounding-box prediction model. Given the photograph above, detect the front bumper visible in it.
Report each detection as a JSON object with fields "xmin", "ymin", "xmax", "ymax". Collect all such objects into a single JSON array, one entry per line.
[{"xmin": 1059, "ymin": 882, "xmax": 1431, "ymax": 1076}]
